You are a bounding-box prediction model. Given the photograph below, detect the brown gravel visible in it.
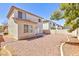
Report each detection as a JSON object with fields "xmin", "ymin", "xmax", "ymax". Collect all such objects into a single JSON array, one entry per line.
[
  {"xmin": 1, "ymin": 31, "xmax": 68, "ymax": 56},
  {"xmin": 63, "ymin": 36, "xmax": 79, "ymax": 56},
  {"xmin": 63, "ymin": 43, "xmax": 79, "ymax": 56}
]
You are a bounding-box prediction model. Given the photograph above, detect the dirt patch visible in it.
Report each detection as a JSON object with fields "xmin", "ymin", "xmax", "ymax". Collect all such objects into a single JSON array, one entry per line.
[{"xmin": 63, "ymin": 43, "xmax": 79, "ymax": 56}]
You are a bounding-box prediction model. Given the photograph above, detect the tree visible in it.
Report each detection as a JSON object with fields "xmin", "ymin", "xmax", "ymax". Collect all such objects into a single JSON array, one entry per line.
[
  {"xmin": 50, "ymin": 3, "xmax": 79, "ymax": 32},
  {"xmin": 50, "ymin": 10, "xmax": 63, "ymax": 20}
]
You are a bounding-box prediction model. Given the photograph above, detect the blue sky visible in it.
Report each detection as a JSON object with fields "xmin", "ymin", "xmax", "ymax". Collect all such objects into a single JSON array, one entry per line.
[{"xmin": 0, "ymin": 3, "xmax": 65, "ymax": 25}]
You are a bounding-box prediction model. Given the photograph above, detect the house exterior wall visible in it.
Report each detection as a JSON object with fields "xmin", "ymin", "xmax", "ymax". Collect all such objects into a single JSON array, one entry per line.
[
  {"xmin": 26, "ymin": 13, "xmax": 39, "ymax": 23},
  {"xmin": 70, "ymin": 29, "xmax": 78, "ymax": 37},
  {"xmin": 17, "ymin": 20, "xmax": 43, "ymax": 39},
  {"xmin": 17, "ymin": 21, "xmax": 36, "ymax": 39},
  {"xmin": 43, "ymin": 22, "xmax": 50, "ymax": 34},
  {"xmin": 35, "ymin": 22, "xmax": 43, "ymax": 34},
  {"xmin": 43, "ymin": 22, "xmax": 50, "ymax": 30},
  {"xmin": 8, "ymin": 18, "xmax": 18, "ymax": 40},
  {"xmin": 71, "ymin": 28, "xmax": 79, "ymax": 40},
  {"xmin": 14, "ymin": 10, "xmax": 40, "ymax": 23},
  {"xmin": 76, "ymin": 28, "xmax": 79, "ymax": 40},
  {"xmin": 8, "ymin": 8, "xmax": 43, "ymax": 40},
  {"xmin": 8, "ymin": 9, "xmax": 18, "ymax": 40}
]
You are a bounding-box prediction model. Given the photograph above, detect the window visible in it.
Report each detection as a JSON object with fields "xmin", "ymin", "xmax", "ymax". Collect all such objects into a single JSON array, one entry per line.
[
  {"xmin": 18, "ymin": 11, "xmax": 22, "ymax": 19},
  {"xmin": 53, "ymin": 23, "xmax": 55, "ymax": 26},
  {"xmin": 29, "ymin": 26, "xmax": 32, "ymax": 33},
  {"xmin": 24, "ymin": 25, "xmax": 32, "ymax": 33},
  {"xmin": 24, "ymin": 25, "xmax": 28, "ymax": 33},
  {"xmin": 38, "ymin": 19, "xmax": 41, "ymax": 22},
  {"xmin": 23, "ymin": 13, "xmax": 26, "ymax": 19}
]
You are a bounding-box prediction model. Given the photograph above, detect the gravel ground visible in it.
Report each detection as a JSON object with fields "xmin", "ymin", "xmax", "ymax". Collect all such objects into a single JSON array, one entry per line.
[
  {"xmin": 63, "ymin": 36, "xmax": 79, "ymax": 56},
  {"xmin": 63, "ymin": 43, "xmax": 79, "ymax": 56},
  {"xmin": 1, "ymin": 30, "xmax": 68, "ymax": 56}
]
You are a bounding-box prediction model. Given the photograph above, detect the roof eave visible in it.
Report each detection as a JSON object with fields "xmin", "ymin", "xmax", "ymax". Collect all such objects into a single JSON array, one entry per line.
[{"xmin": 7, "ymin": 6, "xmax": 44, "ymax": 19}]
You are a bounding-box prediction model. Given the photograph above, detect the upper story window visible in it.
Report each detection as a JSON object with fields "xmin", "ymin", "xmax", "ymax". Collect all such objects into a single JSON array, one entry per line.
[
  {"xmin": 18, "ymin": 11, "xmax": 22, "ymax": 19},
  {"xmin": 38, "ymin": 19, "xmax": 41, "ymax": 22}
]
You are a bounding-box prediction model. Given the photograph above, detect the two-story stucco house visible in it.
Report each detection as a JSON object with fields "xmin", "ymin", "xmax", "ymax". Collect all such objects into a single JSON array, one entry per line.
[{"xmin": 7, "ymin": 6, "xmax": 43, "ymax": 40}]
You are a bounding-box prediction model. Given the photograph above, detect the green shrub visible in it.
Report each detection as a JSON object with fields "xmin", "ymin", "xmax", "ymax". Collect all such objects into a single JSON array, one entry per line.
[
  {"xmin": 51, "ymin": 27, "xmax": 56, "ymax": 30},
  {"xmin": 0, "ymin": 26, "xmax": 3, "ymax": 32}
]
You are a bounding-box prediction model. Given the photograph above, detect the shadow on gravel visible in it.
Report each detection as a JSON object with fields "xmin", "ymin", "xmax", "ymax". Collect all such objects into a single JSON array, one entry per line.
[
  {"xmin": 19, "ymin": 34, "xmax": 51, "ymax": 41},
  {"xmin": 20, "ymin": 35, "xmax": 44, "ymax": 41},
  {"xmin": 65, "ymin": 42, "xmax": 79, "ymax": 46}
]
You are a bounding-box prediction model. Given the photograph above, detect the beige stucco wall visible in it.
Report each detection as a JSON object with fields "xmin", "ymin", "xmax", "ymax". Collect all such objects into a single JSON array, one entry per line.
[
  {"xmin": 14, "ymin": 9, "xmax": 40, "ymax": 23},
  {"xmin": 43, "ymin": 22, "xmax": 50, "ymax": 30},
  {"xmin": 36, "ymin": 22, "xmax": 43, "ymax": 34},
  {"xmin": 76, "ymin": 28, "xmax": 79, "ymax": 40},
  {"xmin": 8, "ymin": 9, "xmax": 19, "ymax": 40},
  {"xmin": 71, "ymin": 29, "xmax": 78, "ymax": 37},
  {"xmin": 26, "ymin": 13, "xmax": 39, "ymax": 23},
  {"xmin": 8, "ymin": 18, "xmax": 18, "ymax": 40},
  {"xmin": 17, "ymin": 21, "xmax": 43, "ymax": 39},
  {"xmin": 17, "ymin": 21, "xmax": 36, "ymax": 39},
  {"xmin": 71, "ymin": 28, "xmax": 79, "ymax": 40},
  {"xmin": 70, "ymin": 28, "xmax": 79, "ymax": 40}
]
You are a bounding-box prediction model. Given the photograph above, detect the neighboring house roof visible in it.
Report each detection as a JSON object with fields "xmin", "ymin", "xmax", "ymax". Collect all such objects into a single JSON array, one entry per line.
[
  {"xmin": 55, "ymin": 23, "xmax": 62, "ymax": 27},
  {"xmin": 43, "ymin": 20, "xmax": 63, "ymax": 28},
  {"xmin": 43, "ymin": 20, "xmax": 50, "ymax": 23},
  {"xmin": 50, "ymin": 20, "xmax": 63, "ymax": 27},
  {"xmin": 7, "ymin": 6, "xmax": 43, "ymax": 19}
]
